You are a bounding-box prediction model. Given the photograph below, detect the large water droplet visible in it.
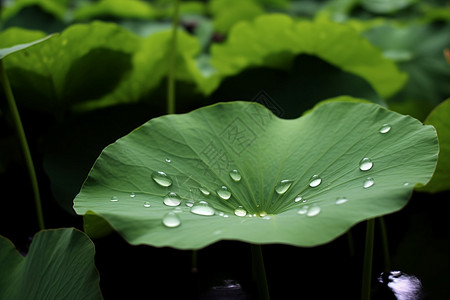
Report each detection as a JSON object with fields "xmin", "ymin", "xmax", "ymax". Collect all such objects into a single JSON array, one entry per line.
[
  {"xmin": 307, "ymin": 206, "xmax": 321, "ymax": 217},
  {"xmin": 151, "ymin": 171, "xmax": 172, "ymax": 187},
  {"xmin": 379, "ymin": 124, "xmax": 391, "ymax": 134},
  {"xmin": 190, "ymin": 201, "xmax": 215, "ymax": 216},
  {"xmin": 275, "ymin": 179, "xmax": 293, "ymax": 194},
  {"xmin": 162, "ymin": 211, "xmax": 181, "ymax": 228},
  {"xmin": 359, "ymin": 157, "xmax": 373, "ymax": 171},
  {"xmin": 110, "ymin": 196, "xmax": 118, "ymax": 202},
  {"xmin": 234, "ymin": 206, "xmax": 247, "ymax": 217},
  {"xmin": 336, "ymin": 196, "xmax": 348, "ymax": 205},
  {"xmin": 130, "ymin": 192, "xmax": 136, "ymax": 198},
  {"xmin": 309, "ymin": 175, "xmax": 322, "ymax": 188},
  {"xmin": 363, "ymin": 177, "xmax": 375, "ymax": 188},
  {"xmin": 199, "ymin": 186, "xmax": 210, "ymax": 196},
  {"xmin": 163, "ymin": 192, "xmax": 181, "ymax": 206},
  {"xmin": 217, "ymin": 186, "xmax": 231, "ymax": 200},
  {"xmin": 143, "ymin": 201, "xmax": 151, "ymax": 207},
  {"xmin": 229, "ymin": 169, "xmax": 242, "ymax": 182}
]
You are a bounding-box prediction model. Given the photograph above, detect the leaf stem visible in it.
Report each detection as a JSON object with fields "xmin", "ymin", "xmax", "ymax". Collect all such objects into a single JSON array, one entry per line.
[
  {"xmin": 167, "ymin": 0, "xmax": 181, "ymax": 115},
  {"xmin": 361, "ymin": 218, "xmax": 375, "ymax": 300},
  {"xmin": 251, "ymin": 244, "xmax": 270, "ymax": 300},
  {"xmin": 0, "ymin": 60, "xmax": 45, "ymax": 230},
  {"xmin": 378, "ymin": 217, "xmax": 391, "ymax": 272}
]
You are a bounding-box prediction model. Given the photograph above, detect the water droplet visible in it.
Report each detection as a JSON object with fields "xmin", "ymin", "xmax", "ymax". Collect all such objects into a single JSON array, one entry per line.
[
  {"xmin": 259, "ymin": 211, "xmax": 268, "ymax": 217},
  {"xmin": 110, "ymin": 196, "xmax": 118, "ymax": 202},
  {"xmin": 163, "ymin": 192, "xmax": 181, "ymax": 207},
  {"xmin": 143, "ymin": 201, "xmax": 151, "ymax": 207},
  {"xmin": 307, "ymin": 206, "xmax": 321, "ymax": 217},
  {"xmin": 162, "ymin": 211, "xmax": 181, "ymax": 228},
  {"xmin": 359, "ymin": 157, "xmax": 373, "ymax": 171},
  {"xmin": 363, "ymin": 177, "xmax": 375, "ymax": 188},
  {"xmin": 130, "ymin": 192, "xmax": 136, "ymax": 198},
  {"xmin": 275, "ymin": 179, "xmax": 293, "ymax": 194},
  {"xmin": 379, "ymin": 124, "xmax": 391, "ymax": 134},
  {"xmin": 297, "ymin": 206, "xmax": 308, "ymax": 215},
  {"xmin": 229, "ymin": 169, "xmax": 242, "ymax": 182},
  {"xmin": 216, "ymin": 186, "xmax": 231, "ymax": 200},
  {"xmin": 336, "ymin": 196, "xmax": 348, "ymax": 205},
  {"xmin": 190, "ymin": 201, "xmax": 215, "ymax": 216},
  {"xmin": 165, "ymin": 158, "xmax": 171, "ymax": 163},
  {"xmin": 151, "ymin": 171, "xmax": 172, "ymax": 187},
  {"xmin": 309, "ymin": 175, "xmax": 322, "ymax": 188},
  {"xmin": 294, "ymin": 195, "xmax": 303, "ymax": 203},
  {"xmin": 403, "ymin": 182, "xmax": 409, "ymax": 186},
  {"xmin": 185, "ymin": 199, "xmax": 194, "ymax": 207},
  {"xmin": 199, "ymin": 186, "xmax": 210, "ymax": 196},
  {"xmin": 234, "ymin": 207, "xmax": 247, "ymax": 217}
]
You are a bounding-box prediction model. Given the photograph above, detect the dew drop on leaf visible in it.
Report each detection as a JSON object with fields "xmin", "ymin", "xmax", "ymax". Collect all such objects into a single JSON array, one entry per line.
[
  {"xmin": 229, "ymin": 169, "xmax": 242, "ymax": 182},
  {"xmin": 294, "ymin": 195, "xmax": 303, "ymax": 203},
  {"xmin": 163, "ymin": 192, "xmax": 181, "ymax": 207},
  {"xmin": 363, "ymin": 177, "xmax": 375, "ymax": 188},
  {"xmin": 216, "ymin": 186, "xmax": 231, "ymax": 200},
  {"xmin": 234, "ymin": 206, "xmax": 247, "ymax": 217},
  {"xmin": 185, "ymin": 199, "xmax": 194, "ymax": 207},
  {"xmin": 379, "ymin": 124, "xmax": 391, "ymax": 134},
  {"xmin": 199, "ymin": 186, "xmax": 210, "ymax": 196},
  {"xmin": 162, "ymin": 211, "xmax": 181, "ymax": 228},
  {"xmin": 110, "ymin": 196, "xmax": 118, "ymax": 202},
  {"xmin": 151, "ymin": 171, "xmax": 173, "ymax": 187},
  {"xmin": 275, "ymin": 179, "xmax": 293, "ymax": 194},
  {"xmin": 297, "ymin": 206, "xmax": 308, "ymax": 215},
  {"xmin": 359, "ymin": 157, "xmax": 373, "ymax": 171},
  {"xmin": 143, "ymin": 201, "xmax": 151, "ymax": 207},
  {"xmin": 307, "ymin": 206, "xmax": 321, "ymax": 217},
  {"xmin": 130, "ymin": 192, "xmax": 136, "ymax": 198},
  {"xmin": 309, "ymin": 175, "xmax": 322, "ymax": 188},
  {"xmin": 336, "ymin": 196, "xmax": 348, "ymax": 205},
  {"xmin": 190, "ymin": 201, "xmax": 215, "ymax": 216}
]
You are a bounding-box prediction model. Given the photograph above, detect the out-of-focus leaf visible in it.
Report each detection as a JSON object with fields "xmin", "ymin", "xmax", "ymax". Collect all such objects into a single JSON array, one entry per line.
[{"xmin": 418, "ymin": 98, "xmax": 450, "ymax": 193}]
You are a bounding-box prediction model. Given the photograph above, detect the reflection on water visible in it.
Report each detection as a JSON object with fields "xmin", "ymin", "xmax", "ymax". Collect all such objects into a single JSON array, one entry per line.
[{"xmin": 378, "ymin": 271, "xmax": 424, "ymax": 300}]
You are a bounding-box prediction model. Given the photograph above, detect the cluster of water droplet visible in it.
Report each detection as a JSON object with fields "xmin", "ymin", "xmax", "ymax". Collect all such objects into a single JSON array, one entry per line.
[{"xmin": 110, "ymin": 123, "xmax": 400, "ymax": 228}]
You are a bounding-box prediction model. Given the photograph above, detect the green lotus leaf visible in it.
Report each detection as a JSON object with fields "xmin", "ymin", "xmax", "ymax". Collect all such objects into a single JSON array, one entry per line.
[
  {"xmin": 363, "ymin": 22, "xmax": 450, "ymax": 121},
  {"xmin": 211, "ymin": 14, "xmax": 408, "ymax": 98},
  {"xmin": 74, "ymin": 0, "xmax": 157, "ymax": 21},
  {"xmin": 1, "ymin": 22, "xmax": 139, "ymax": 113},
  {"xmin": 1, "ymin": 0, "xmax": 68, "ymax": 22},
  {"xmin": 0, "ymin": 228, "xmax": 102, "ymax": 299},
  {"xmin": 0, "ymin": 32, "xmax": 55, "ymax": 60},
  {"xmin": 418, "ymin": 98, "xmax": 450, "ymax": 193},
  {"xmin": 74, "ymin": 101, "xmax": 438, "ymax": 249},
  {"xmin": 208, "ymin": 0, "xmax": 265, "ymax": 34},
  {"xmin": 75, "ymin": 28, "xmax": 219, "ymax": 111}
]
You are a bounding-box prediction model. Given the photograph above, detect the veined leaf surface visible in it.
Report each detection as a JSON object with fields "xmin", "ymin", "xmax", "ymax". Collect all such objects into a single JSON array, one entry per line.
[{"xmin": 74, "ymin": 101, "xmax": 438, "ymax": 249}]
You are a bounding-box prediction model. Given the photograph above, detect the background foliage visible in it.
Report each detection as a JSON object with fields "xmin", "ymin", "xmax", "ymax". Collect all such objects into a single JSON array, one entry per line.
[{"xmin": 1, "ymin": 0, "xmax": 449, "ymax": 299}]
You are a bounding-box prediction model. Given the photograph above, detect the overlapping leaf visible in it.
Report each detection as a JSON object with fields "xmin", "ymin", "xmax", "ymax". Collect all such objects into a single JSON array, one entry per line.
[{"xmin": 74, "ymin": 101, "xmax": 438, "ymax": 249}]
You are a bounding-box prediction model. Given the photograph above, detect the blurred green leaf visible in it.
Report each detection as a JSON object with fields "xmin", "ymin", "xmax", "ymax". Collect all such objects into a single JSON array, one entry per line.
[
  {"xmin": 418, "ymin": 98, "xmax": 450, "ymax": 193},
  {"xmin": 211, "ymin": 14, "xmax": 408, "ymax": 99}
]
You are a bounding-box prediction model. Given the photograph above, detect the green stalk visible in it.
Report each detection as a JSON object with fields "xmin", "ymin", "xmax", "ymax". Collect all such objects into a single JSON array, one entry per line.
[
  {"xmin": 167, "ymin": 0, "xmax": 181, "ymax": 115},
  {"xmin": 251, "ymin": 244, "xmax": 270, "ymax": 300},
  {"xmin": 0, "ymin": 60, "xmax": 45, "ymax": 230},
  {"xmin": 361, "ymin": 218, "xmax": 375, "ymax": 300},
  {"xmin": 378, "ymin": 217, "xmax": 391, "ymax": 272}
]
